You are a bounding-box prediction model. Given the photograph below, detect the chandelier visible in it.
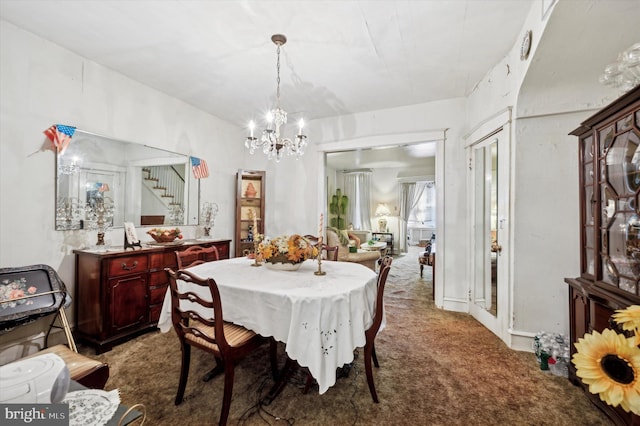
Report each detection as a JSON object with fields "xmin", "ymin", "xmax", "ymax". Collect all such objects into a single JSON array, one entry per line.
[
  {"xmin": 245, "ymin": 34, "xmax": 307, "ymax": 162},
  {"xmin": 599, "ymin": 42, "xmax": 640, "ymax": 93}
]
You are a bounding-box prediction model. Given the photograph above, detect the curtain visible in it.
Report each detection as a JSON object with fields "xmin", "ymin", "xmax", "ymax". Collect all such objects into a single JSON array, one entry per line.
[
  {"xmin": 344, "ymin": 172, "xmax": 372, "ymax": 231},
  {"xmin": 398, "ymin": 182, "xmax": 428, "ymax": 252}
]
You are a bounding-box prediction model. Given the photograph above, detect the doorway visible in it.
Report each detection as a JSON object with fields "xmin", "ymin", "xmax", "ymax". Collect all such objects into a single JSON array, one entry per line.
[{"xmin": 468, "ymin": 129, "xmax": 510, "ymax": 340}]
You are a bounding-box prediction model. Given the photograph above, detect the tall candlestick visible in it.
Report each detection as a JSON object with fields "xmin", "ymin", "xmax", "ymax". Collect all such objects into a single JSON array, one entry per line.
[
  {"xmin": 315, "ymin": 211, "xmax": 326, "ymax": 276},
  {"xmin": 254, "ymin": 216, "xmax": 258, "ymax": 234}
]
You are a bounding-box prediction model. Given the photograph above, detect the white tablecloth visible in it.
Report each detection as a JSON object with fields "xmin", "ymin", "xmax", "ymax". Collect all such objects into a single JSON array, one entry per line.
[{"xmin": 158, "ymin": 257, "xmax": 381, "ymax": 394}]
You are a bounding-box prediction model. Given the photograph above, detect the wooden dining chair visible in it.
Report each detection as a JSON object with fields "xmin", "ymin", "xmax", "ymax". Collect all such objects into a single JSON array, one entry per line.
[
  {"xmin": 302, "ymin": 256, "xmax": 393, "ymax": 397},
  {"xmin": 321, "ymin": 243, "xmax": 339, "ymax": 261},
  {"xmin": 365, "ymin": 255, "xmax": 393, "ymax": 403},
  {"xmin": 303, "ymin": 234, "xmax": 319, "ymax": 246},
  {"xmin": 175, "ymin": 245, "xmax": 219, "ymax": 269},
  {"xmin": 165, "ymin": 268, "xmax": 271, "ymax": 426}
]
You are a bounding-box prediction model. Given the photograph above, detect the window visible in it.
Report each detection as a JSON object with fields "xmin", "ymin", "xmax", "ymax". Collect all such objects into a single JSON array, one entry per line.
[
  {"xmin": 407, "ymin": 181, "xmax": 435, "ymax": 228},
  {"xmin": 344, "ymin": 172, "xmax": 372, "ymax": 230}
]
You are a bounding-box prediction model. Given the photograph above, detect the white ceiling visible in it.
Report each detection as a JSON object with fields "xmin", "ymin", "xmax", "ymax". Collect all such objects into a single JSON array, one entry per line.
[
  {"xmin": 0, "ymin": 0, "xmax": 533, "ymax": 127},
  {"xmin": 0, "ymin": 0, "xmax": 535, "ymax": 169}
]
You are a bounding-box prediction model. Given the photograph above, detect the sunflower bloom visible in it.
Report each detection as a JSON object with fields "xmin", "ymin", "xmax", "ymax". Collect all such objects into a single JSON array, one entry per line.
[
  {"xmin": 573, "ymin": 328, "xmax": 640, "ymax": 414},
  {"xmin": 614, "ymin": 305, "xmax": 640, "ymax": 331}
]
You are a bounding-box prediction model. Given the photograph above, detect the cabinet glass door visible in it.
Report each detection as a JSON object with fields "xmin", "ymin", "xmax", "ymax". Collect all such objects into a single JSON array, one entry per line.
[{"xmin": 598, "ymin": 115, "xmax": 640, "ymax": 296}]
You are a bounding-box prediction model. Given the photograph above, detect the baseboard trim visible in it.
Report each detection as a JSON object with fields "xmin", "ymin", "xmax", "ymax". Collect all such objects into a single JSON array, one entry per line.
[
  {"xmin": 441, "ymin": 297, "xmax": 467, "ymax": 312},
  {"xmin": 508, "ymin": 328, "xmax": 536, "ymax": 352}
]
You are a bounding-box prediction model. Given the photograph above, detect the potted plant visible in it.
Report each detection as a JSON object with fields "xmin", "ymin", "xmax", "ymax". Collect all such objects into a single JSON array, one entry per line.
[{"xmin": 329, "ymin": 189, "xmax": 348, "ymax": 230}]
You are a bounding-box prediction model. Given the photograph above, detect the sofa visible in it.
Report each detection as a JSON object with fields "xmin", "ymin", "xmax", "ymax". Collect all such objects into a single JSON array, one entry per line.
[{"xmin": 325, "ymin": 228, "xmax": 381, "ymax": 271}]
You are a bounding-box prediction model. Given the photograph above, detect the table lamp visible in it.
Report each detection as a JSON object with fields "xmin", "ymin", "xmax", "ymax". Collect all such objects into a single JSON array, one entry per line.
[{"xmin": 375, "ymin": 203, "xmax": 391, "ymax": 232}]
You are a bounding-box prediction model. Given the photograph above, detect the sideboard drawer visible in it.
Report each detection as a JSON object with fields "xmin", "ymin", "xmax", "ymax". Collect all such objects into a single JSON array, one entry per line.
[
  {"xmin": 108, "ymin": 256, "xmax": 148, "ymax": 277},
  {"xmin": 148, "ymin": 270, "xmax": 168, "ymax": 287},
  {"xmin": 150, "ymin": 252, "xmax": 176, "ymax": 270},
  {"xmin": 149, "ymin": 285, "xmax": 168, "ymax": 305}
]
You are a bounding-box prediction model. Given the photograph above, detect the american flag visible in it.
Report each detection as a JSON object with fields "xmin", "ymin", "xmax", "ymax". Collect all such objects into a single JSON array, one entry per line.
[
  {"xmin": 190, "ymin": 156, "xmax": 209, "ymax": 179},
  {"xmin": 43, "ymin": 124, "xmax": 76, "ymax": 154}
]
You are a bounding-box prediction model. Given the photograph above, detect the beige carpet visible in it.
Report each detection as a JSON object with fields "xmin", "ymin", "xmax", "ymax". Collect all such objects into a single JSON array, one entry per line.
[{"xmin": 86, "ymin": 247, "xmax": 611, "ymax": 425}]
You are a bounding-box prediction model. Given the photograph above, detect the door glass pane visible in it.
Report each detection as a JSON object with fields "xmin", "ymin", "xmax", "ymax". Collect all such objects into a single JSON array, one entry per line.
[
  {"xmin": 473, "ymin": 139, "xmax": 498, "ymax": 317},
  {"xmin": 473, "ymin": 148, "xmax": 487, "ymax": 309}
]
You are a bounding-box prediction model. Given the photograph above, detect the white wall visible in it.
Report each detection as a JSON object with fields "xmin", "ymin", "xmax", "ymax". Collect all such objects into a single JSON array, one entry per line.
[
  {"xmin": 0, "ymin": 21, "xmax": 244, "ymax": 358},
  {"xmin": 464, "ymin": 0, "xmax": 640, "ymax": 350},
  {"xmin": 508, "ymin": 0, "xmax": 640, "ymax": 348}
]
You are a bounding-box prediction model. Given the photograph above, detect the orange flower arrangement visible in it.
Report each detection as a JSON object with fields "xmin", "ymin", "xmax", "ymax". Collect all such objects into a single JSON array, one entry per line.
[{"xmin": 258, "ymin": 234, "xmax": 318, "ymax": 264}]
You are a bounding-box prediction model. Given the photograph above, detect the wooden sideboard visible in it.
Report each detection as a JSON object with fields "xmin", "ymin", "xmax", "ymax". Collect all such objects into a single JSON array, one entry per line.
[{"xmin": 74, "ymin": 239, "xmax": 230, "ymax": 353}]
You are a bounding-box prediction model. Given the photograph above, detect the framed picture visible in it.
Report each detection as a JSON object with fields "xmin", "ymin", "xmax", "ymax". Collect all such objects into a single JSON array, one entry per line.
[{"xmin": 124, "ymin": 222, "xmax": 139, "ymax": 244}]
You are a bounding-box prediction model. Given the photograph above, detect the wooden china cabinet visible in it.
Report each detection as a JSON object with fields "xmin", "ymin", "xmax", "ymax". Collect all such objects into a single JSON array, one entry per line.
[
  {"xmin": 74, "ymin": 239, "xmax": 230, "ymax": 353},
  {"xmin": 566, "ymin": 85, "xmax": 640, "ymax": 425},
  {"xmin": 235, "ymin": 170, "xmax": 265, "ymax": 257}
]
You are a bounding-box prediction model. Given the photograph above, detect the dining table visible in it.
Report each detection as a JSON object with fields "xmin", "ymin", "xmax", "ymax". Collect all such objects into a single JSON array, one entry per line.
[{"xmin": 157, "ymin": 257, "xmax": 383, "ymax": 394}]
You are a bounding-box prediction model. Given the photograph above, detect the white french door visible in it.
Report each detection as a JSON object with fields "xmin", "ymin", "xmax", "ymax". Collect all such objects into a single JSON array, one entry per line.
[{"xmin": 468, "ymin": 129, "xmax": 510, "ymax": 341}]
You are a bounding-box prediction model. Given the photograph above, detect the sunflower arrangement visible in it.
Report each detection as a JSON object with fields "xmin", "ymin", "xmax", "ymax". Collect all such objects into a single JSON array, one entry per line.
[
  {"xmin": 257, "ymin": 234, "xmax": 318, "ymax": 264},
  {"xmin": 572, "ymin": 305, "xmax": 640, "ymax": 414}
]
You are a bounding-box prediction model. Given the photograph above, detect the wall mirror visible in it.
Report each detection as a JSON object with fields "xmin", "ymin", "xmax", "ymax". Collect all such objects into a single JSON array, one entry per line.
[{"xmin": 55, "ymin": 129, "xmax": 199, "ymax": 230}]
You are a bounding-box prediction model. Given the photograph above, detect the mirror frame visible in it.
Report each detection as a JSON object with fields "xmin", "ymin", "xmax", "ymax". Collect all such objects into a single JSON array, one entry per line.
[{"xmin": 55, "ymin": 129, "xmax": 200, "ymax": 230}]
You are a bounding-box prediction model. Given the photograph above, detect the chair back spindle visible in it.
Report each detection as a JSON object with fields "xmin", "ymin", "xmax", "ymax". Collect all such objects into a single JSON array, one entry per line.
[
  {"xmin": 175, "ymin": 245, "xmax": 219, "ymax": 269},
  {"xmin": 321, "ymin": 243, "xmax": 339, "ymax": 261}
]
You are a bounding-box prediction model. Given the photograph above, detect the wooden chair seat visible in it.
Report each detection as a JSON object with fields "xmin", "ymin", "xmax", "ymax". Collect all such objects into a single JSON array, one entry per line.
[
  {"xmin": 185, "ymin": 321, "xmax": 258, "ymax": 351},
  {"xmin": 27, "ymin": 344, "xmax": 109, "ymax": 389}
]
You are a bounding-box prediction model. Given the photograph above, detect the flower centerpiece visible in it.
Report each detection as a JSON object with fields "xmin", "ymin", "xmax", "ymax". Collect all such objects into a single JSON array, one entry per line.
[
  {"xmin": 572, "ymin": 305, "xmax": 640, "ymax": 415},
  {"xmin": 257, "ymin": 234, "xmax": 318, "ymax": 271},
  {"xmin": 147, "ymin": 227, "xmax": 183, "ymax": 243}
]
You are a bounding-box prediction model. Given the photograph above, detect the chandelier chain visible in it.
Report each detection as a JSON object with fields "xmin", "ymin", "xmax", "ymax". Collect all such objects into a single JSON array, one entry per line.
[{"xmin": 276, "ymin": 44, "xmax": 281, "ymax": 106}]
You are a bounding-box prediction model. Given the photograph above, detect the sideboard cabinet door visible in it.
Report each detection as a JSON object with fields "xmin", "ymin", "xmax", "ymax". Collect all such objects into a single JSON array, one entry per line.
[{"xmin": 108, "ymin": 274, "xmax": 148, "ymax": 333}]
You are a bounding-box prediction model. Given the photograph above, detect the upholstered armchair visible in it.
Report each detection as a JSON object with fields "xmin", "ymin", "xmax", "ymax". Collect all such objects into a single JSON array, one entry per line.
[{"xmin": 325, "ymin": 228, "xmax": 380, "ymax": 270}]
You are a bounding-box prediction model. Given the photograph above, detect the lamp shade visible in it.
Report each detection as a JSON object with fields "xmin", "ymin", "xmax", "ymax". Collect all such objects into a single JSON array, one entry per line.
[{"xmin": 375, "ymin": 203, "xmax": 391, "ymax": 217}]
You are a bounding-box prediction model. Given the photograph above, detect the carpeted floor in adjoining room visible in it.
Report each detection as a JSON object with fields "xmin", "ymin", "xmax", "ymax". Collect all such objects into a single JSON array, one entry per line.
[{"xmin": 86, "ymin": 246, "xmax": 611, "ymax": 425}]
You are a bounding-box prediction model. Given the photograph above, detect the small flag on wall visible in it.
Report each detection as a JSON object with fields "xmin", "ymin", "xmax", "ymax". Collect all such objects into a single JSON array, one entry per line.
[
  {"xmin": 43, "ymin": 124, "xmax": 76, "ymax": 154},
  {"xmin": 190, "ymin": 156, "xmax": 209, "ymax": 179}
]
